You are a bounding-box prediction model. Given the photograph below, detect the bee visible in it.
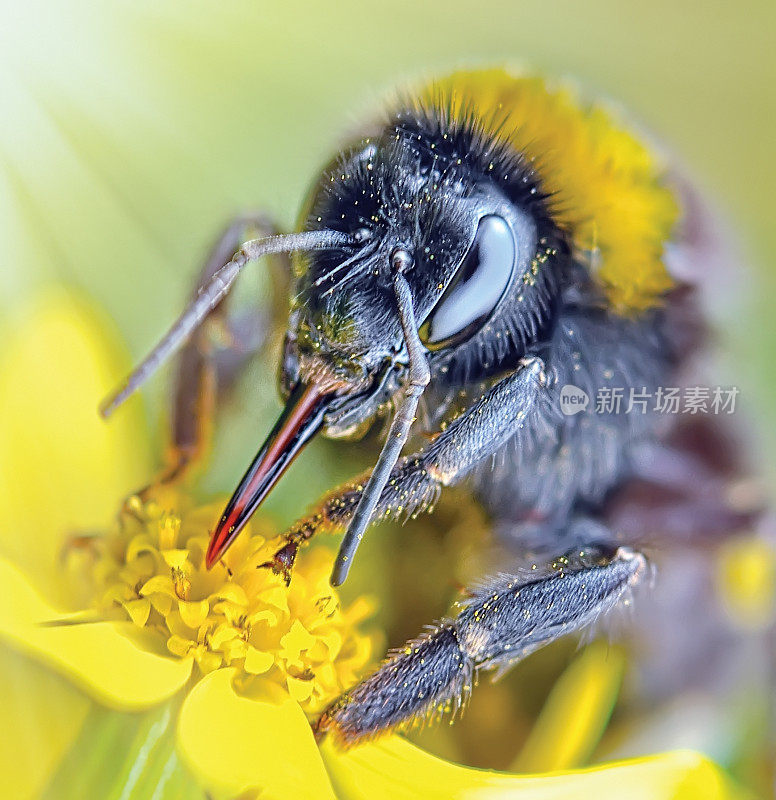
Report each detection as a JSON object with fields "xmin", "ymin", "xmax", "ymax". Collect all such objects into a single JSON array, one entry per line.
[{"xmin": 101, "ymin": 68, "xmax": 758, "ymax": 745}]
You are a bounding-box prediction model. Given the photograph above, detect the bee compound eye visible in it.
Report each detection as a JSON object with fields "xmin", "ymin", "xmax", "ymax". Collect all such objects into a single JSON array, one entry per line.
[
  {"xmin": 390, "ymin": 247, "xmax": 414, "ymax": 273},
  {"xmin": 419, "ymin": 214, "xmax": 516, "ymax": 350}
]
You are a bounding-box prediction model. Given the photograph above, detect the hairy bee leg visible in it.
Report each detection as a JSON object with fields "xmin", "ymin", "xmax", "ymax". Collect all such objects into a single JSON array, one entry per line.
[
  {"xmin": 315, "ymin": 544, "xmax": 647, "ymax": 746},
  {"xmin": 263, "ymin": 357, "xmax": 550, "ymax": 580},
  {"xmin": 141, "ymin": 213, "xmax": 291, "ymax": 496}
]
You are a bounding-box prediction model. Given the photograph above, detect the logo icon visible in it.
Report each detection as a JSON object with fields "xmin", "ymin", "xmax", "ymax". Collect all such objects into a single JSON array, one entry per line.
[{"xmin": 559, "ymin": 384, "xmax": 590, "ymax": 416}]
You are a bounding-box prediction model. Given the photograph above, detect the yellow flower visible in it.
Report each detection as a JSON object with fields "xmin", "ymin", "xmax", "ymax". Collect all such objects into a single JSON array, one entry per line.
[
  {"xmin": 0, "ymin": 291, "xmax": 373, "ymax": 797},
  {"xmin": 0, "ymin": 291, "xmax": 749, "ymax": 800},
  {"xmin": 73, "ymin": 491, "xmax": 374, "ymax": 712}
]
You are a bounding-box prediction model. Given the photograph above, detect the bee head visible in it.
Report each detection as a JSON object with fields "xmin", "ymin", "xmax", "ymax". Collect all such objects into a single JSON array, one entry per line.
[{"xmin": 283, "ymin": 106, "xmax": 567, "ymax": 436}]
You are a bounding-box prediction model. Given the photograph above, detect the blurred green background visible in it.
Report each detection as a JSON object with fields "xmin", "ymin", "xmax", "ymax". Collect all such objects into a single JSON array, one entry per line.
[{"xmin": 0, "ymin": 0, "xmax": 774, "ymax": 794}]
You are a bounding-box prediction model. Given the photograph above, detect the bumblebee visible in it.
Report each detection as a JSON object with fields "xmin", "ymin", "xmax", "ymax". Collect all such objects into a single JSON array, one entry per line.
[{"xmin": 102, "ymin": 69, "xmax": 756, "ymax": 744}]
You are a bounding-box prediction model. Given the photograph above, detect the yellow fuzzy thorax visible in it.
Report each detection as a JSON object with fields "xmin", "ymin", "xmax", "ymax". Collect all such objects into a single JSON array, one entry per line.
[{"xmin": 421, "ymin": 69, "xmax": 680, "ymax": 313}]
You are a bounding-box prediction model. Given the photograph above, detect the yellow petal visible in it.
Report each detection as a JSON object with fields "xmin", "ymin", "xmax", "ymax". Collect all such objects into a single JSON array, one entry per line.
[
  {"xmin": 213, "ymin": 583, "xmax": 249, "ymax": 606},
  {"xmin": 0, "ymin": 645, "xmax": 91, "ymax": 800},
  {"xmin": 308, "ymin": 629, "xmax": 343, "ymax": 662},
  {"xmin": 121, "ymin": 597, "xmax": 152, "ymax": 628},
  {"xmin": 248, "ymin": 608, "xmax": 279, "ymax": 627},
  {"xmin": 343, "ymin": 595, "xmax": 378, "ymax": 626},
  {"xmin": 149, "ymin": 593, "xmax": 173, "ymax": 617},
  {"xmin": 244, "ymin": 647, "xmax": 274, "ymax": 675},
  {"xmin": 287, "ymin": 674, "xmax": 314, "ymax": 703},
  {"xmin": 194, "ymin": 649, "xmax": 224, "ymax": 674},
  {"xmin": 167, "ymin": 635, "xmax": 194, "ymax": 658},
  {"xmin": 140, "ymin": 574, "xmax": 177, "ymax": 597},
  {"xmin": 259, "ymin": 585, "xmax": 290, "ymax": 613},
  {"xmin": 209, "ymin": 624, "xmax": 240, "ymax": 650},
  {"xmin": 178, "ymin": 598, "xmax": 210, "ymax": 629},
  {"xmin": 280, "ymin": 619, "xmax": 316, "ymax": 661},
  {"xmin": 514, "ymin": 640, "xmax": 626, "ymax": 772},
  {"xmin": 126, "ymin": 534, "xmax": 156, "ymax": 562},
  {"xmin": 161, "ymin": 549, "xmax": 190, "ymax": 569},
  {"xmin": 0, "ymin": 291, "xmax": 151, "ymax": 601},
  {"xmin": 158, "ymin": 514, "xmax": 182, "ymax": 550},
  {"xmin": 177, "ymin": 668, "xmax": 336, "ymax": 800},
  {"xmin": 0, "ymin": 558, "xmax": 191, "ymax": 709},
  {"xmin": 315, "ymin": 661, "xmax": 338, "ymax": 691},
  {"xmin": 321, "ymin": 736, "xmax": 743, "ymax": 800},
  {"xmin": 221, "ymin": 638, "xmax": 248, "ymax": 663}
]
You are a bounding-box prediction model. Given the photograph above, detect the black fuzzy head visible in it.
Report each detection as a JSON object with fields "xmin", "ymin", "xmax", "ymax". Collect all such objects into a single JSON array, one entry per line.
[{"xmin": 283, "ymin": 101, "xmax": 570, "ymax": 436}]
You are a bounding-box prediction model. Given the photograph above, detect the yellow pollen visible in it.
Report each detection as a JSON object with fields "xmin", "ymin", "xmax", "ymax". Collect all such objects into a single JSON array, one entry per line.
[{"xmin": 70, "ymin": 492, "xmax": 376, "ymax": 714}]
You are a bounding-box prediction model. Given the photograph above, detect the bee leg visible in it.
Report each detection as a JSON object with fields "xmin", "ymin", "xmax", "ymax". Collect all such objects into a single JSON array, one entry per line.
[
  {"xmin": 136, "ymin": 213, "xmax": 291, "ymax": 498},
  {"xmin": 263, "ymin": 357, "xmax": 550, "ymax": 580},
  {"xmin": 315, "ymin": 543, "xmax": 647, "ymax": 746}
]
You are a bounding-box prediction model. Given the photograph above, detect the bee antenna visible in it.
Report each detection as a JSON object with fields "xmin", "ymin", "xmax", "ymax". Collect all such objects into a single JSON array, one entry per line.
[
  {"xmin": 99, "ymin": 229, "xmax": 350, "ymax": 419},
  {"xmin": 331, "ymin": 257, "xmax": 430, "ymax": 586}
]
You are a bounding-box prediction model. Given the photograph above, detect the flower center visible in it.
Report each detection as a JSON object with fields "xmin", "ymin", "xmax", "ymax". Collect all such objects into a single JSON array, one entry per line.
[{"xmin": 68, "ymin": 490, "xmax": 375, "ymax": 713}]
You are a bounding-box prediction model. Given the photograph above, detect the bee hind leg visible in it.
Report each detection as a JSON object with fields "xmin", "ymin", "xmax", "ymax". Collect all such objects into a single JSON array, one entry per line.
[{"xmin": 315, "ymin": 541, "xmax": 647, "ymax": 746}]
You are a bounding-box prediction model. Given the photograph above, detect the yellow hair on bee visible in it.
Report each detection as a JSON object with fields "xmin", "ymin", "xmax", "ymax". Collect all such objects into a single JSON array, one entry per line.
[{"xmin": 421, "ymin": 69, "xmax": 680, "ymax": 313}]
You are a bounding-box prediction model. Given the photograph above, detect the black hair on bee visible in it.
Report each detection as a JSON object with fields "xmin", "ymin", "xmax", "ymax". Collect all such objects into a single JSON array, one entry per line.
[{"xmin": 300, "ymin": 99, "xmax": 568, "ymax": 387}]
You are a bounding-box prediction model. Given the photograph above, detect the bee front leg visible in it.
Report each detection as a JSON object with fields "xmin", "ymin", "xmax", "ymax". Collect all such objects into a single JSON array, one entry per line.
[
  {"xmin": 137, "ymin": 213, "xmax": 291, "ymax": 496},
  {"xmin": 263, "ymin": 357, "xmax": 551, "ymax": 583},
  {"xmin": 315, "ymin": 542, "xmax": 647, "ymax": 745}
]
